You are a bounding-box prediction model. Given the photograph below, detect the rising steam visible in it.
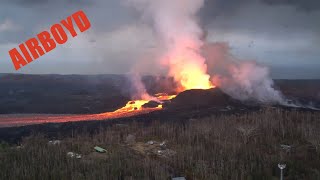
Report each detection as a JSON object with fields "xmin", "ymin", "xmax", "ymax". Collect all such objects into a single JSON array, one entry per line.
[
  {"xmin": 127, "ymin": 72, "xmax": 159, "ymax": 102},
  {"xmin": 213, "ymin": 62, "xmax": 284, "ymax": 103},
  {"xmin": 127, "ymin": 0, "xmax": 285, "ymax": 104},
  {"xmin": 203, "ymin": 42, "xmax": 285, "ymax": 104},
  {"xmin": 127, "ymin": 0, "xmax": 213, "ymax": 91}
]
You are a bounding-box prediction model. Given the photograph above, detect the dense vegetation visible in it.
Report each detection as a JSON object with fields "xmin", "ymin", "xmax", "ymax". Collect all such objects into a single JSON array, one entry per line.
[{"xmin": 1, "ymin": 108, "xmax": 319, "ymax": 180}]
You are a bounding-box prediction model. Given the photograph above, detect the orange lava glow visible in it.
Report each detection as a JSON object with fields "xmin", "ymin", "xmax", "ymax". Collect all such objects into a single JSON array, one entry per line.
[
  {"xmin": 164, "ymin": 45, "xmax": 215, "ymax": 92},
  {"xmin": 113, "ymin": 93, "xmax": 177, "ymax": 113},
  {"xmin": 178, "ymin": 64, "xmax": 215, "ymax": 91},
  {"xmin": 154, "ymin": 93, "xmax": 177, "ymax": 101},
  {"xmin": 115, "ymin": 100, "xmax": 151, "ymax": 112},
  {"xmin": 0, "ymin": 93, "xmax": 177, "ymax": 127},
  {"xmin": 0, "ymin": 65, "xmax": 215, "ymax": 128}
]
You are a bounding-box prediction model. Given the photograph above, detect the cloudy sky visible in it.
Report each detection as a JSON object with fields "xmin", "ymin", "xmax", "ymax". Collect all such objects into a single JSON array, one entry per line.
[{"xmin": 0, "ymin": 0, "xmax": 319, "ymax": 79}]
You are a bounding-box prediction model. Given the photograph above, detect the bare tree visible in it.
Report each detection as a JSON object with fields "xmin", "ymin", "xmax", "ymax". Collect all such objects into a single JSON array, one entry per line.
[
  {"xmin": 237, "ymin": 124, "xmax": 259, "ymax": 144},
  {"xmin": 307, "ymin": 131, "xmax": 320, "ymax": 153}
]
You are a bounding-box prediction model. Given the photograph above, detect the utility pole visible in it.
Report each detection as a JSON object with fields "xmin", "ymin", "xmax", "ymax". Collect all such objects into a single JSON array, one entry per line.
[{"xmin": 278, "ymin": 163, "xmax": 286, "ymax": 180}]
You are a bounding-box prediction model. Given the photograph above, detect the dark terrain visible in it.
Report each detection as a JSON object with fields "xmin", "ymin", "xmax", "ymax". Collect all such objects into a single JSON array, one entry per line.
[
  {"xmin": 0, "ymin": 74, "xmax": 318, "ymax": 114},
  {"xmin": 0, "ymin": 74, "xmax": 319, "ymax": 179},
  {"xmin": 0, "ymin": 74, "xmax": 176, "ymax": 114}
]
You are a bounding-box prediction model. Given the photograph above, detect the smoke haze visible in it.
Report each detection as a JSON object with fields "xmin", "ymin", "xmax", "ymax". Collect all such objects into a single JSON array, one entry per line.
[
  {"xmin": 127, "ymin": 0, "xmax": 213, "ymax": 91},
  {"xmin": 203, "ymin": 42, "xmax": 284, "ymax": 103},
  {"xmin": 126, "ymin": 0, "xmax": 285, "ymax": 103}
]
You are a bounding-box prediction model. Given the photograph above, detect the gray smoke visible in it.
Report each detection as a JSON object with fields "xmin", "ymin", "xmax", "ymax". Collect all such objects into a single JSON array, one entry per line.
[
  {"xmin": 127, "ymin": 72, "xmax": 158, "ymax": 101},
  {"xmin": 203, "ymin": 42, "xmax": 285, "ymax": 104},
  {"xmin": 125, "ymin": 0, "xmax": 303, "ymax": 106}
]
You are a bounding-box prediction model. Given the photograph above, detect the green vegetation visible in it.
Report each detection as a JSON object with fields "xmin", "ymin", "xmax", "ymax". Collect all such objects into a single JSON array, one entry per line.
[{"xmin": 0, "ymin": 108, "xmax": 319, "ymax": 180}]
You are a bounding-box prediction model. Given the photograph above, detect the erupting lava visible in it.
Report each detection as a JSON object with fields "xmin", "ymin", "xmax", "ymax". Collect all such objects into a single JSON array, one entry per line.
[
  {"xmin": 164, "ymin": 46, "xmax": 215, "ymax": 92},
  {"xmin": 114, "ymin": 69, "xmax": 214, "ymax": 115},
  {"xmin": 106, "ymin": 0, "xmax": 216, "ymax": 116},
  {"xmin": 173, "ymin": 61, "xmax": 215, "ymax": 92}
]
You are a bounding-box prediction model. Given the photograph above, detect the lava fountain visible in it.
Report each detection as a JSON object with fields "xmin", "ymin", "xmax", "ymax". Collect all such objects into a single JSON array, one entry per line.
[{"xmin": 101, "ymin": 0, "xmax": 216, "ymax": 115}]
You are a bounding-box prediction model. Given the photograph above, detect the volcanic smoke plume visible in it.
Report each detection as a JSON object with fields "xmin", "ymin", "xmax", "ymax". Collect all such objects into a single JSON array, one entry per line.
[
  {"xmin": 203, "ymin": 42, "xmax": 285, "ymax": 104},
  {"xmin": 127, "ymin": 0, "xmax": 285, "ymax": 104},
  {"xmin": 127, "ymin": 0, "xmax": 213, "ymax": 91},
  {"xmin": 128, "ymin": 72, "xmax": 160, "ymax": 102}
]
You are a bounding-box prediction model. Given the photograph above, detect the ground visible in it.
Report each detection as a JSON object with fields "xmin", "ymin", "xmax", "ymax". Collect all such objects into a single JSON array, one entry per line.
[{"xmin": 1, "ymin": 108, "xmax": 320, "ymax": 180}]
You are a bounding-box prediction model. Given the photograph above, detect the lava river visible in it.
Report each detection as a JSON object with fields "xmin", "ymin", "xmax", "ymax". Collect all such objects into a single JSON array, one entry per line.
[{"xmin": 0, "ymin": 94, "xmax": 176, "ymax": 128}]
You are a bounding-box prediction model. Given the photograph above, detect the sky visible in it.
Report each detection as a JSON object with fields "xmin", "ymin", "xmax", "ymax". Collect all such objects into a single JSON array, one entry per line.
[{"xmin": 0, "ymin": 0, "xmax": 319, "ymax": 79}]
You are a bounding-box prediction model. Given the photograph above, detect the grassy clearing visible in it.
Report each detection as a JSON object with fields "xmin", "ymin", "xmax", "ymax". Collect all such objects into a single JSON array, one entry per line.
[{"xmin": 1, "ymin": 108, "xmax": 320, "ymax": 180}]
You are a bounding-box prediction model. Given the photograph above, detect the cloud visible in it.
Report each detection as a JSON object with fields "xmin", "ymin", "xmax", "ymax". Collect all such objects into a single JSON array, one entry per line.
[
  {"xmin": 0, "ymin": 0, "xmax": 318, "ymax": 78},
  {"xmin": 263, "ymin": 0, "xmax": 320, "ymax": 11},
  {"xmin": 86, "ymin": 24, "xmax": 162, "ymax": 74},
  {"xmin": 203, "ymin": 0, "xmax": 320, "ymax": 78},
  {"xmin": 0, "ymin": 19, "xmax": 20, "ymax": 32},
  {"xmin": 3, "ymin": 0, "xmax": 92, "ymax": 7}
]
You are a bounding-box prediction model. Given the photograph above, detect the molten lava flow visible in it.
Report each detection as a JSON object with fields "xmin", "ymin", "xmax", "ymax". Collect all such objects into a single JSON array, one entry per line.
[
  {"xmin": 0, "ymin": 92, "xmax": 183, "ymax": 127},
  {"xmin": 154, "ymin": 93, "xmax": 177, "ymax": 101},
  {"xmin": 115, "ymin": 100, "xmax": 150, "ymax": 112},
  {"xmin": 96, "ymin": 93, "xmax": 177, "ymax": 119}
]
